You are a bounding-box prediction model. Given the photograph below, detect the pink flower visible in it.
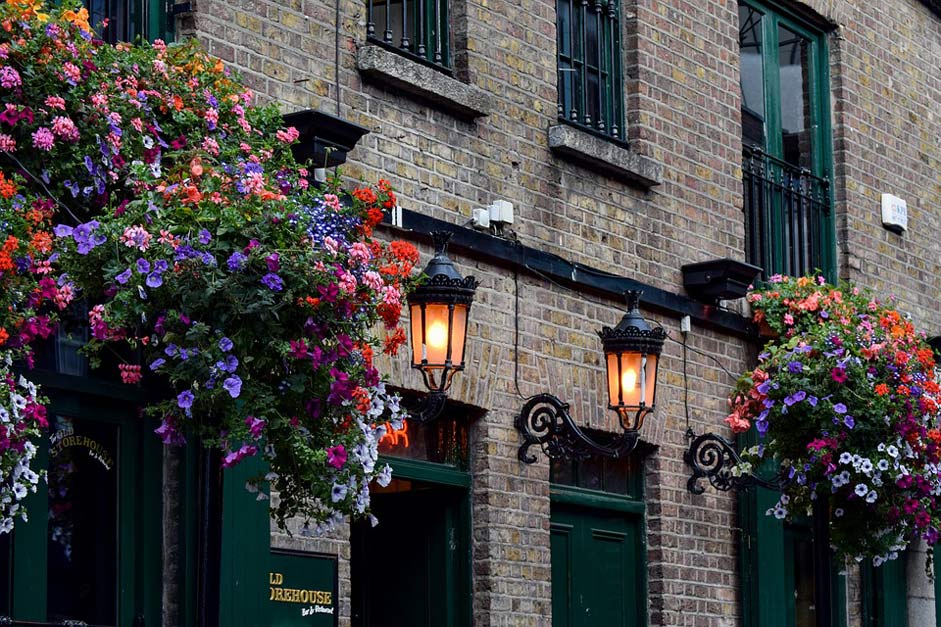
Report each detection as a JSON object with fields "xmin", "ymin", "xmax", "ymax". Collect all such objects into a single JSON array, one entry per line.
[
  {"xmin": 362, "ymin": 271, "xmax": 384, "ymax": 290},
  {"xmin": 62, "ymin": 62, "xmax": 81, "ymax": 84},
  {"xmin": 323, "ymin": 236, "xmax": 339, "ymax": 255},
  {"xmin": 326, "ymin": 445, "xmax": 347, "ymax": 469},
  {"xmin": 244, "ymin": 416, "xmax": 266, "ymax": 439},
  {"xmin": 0, "ymin": 66, "xmax": 21, "ymax": 88},
  {"xmin": 202, "ymin": 137, "xmax": 220, "ymax": 155},
  {"xmin": 121, "ymin": 225, "xmax": 152, "ymax": 251},
  {"xmin": 783, "ymin": 313, "xmax": 794, "ymax": 326},
  {"xmin": 276, "ymin": 126, "xmax": 300, "ymax": 143},
  {"xmin": 222, "ymin": 444, "xmax": 258, "ymax": 468},
  {"xmin": 0, "ymin": 133, "xmax": 15, "ymax": 152},
  {"xmin": 31, "ymin": 127, "xmax": 54, "ymax": 151},
  {"xmin": 724, "ymin": 412, "xmax": 751, "ymax": 434},
  {"xmin": 51, "ymin": 116, "xmax": 79, "ymax": 142},
  {"xmin": 349, "ymin": 242, "xmax": 372, "ymax": 264},
  {"xmin": 323, "ymin": 194, "xmax": 341, "ymax": 211},
  {"xmin": 45, "ymin": 96, "xmax": 66, "ymax": 110},
  {"xmin": 831, "ymin": 367, "xmax": 848, "ymax": 383}
]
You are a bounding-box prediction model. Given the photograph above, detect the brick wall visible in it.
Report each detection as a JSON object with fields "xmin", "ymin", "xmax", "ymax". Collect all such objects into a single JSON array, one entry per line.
[{"xmin": 180, "ymin": 0, "xmax": 941, "ymax": 624}]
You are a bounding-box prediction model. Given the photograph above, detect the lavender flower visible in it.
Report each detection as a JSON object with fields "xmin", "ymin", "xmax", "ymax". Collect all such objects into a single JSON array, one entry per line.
[
  {"xmin": 223, "ymin": 376, "xmax": 242, "ymax": 398},
  {"xmin": 177, "ymin": 390, "xmax": 194, "ymax": 409},
  {"xmin": 227, "ymin": 251, "xmax": 247, "ymax": 271},
  {"xmin": 219, "ymin": 337, "xmax": 233, "ymax": 352},
  {"xmin": 261, "ymin": 273, "xmax": 283, "ymax": 291}
]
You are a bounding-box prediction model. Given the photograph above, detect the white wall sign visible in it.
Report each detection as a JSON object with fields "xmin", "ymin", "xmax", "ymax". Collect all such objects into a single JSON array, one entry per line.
[{"xmin": 881, "ymin": 193, "xmax": 908, "ymax": 234}]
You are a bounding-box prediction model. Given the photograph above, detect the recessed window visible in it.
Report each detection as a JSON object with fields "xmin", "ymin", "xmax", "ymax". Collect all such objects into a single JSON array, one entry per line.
[
  {"xmin": 367, "ymin": 0, "xmax": 451, "ymax": 69},
  {"xmin": 556, "ymin": 0, "xmax": 625, "ymax": 141}
]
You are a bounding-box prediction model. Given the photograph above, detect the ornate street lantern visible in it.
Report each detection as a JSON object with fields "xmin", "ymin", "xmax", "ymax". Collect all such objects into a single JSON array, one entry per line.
[
  {"xmin": 599, "ymin": 290, "xmax": 666, "ymax": 432},
  {"xmin": 516, "ymin": 290, "xmax": 666, "ymax": 462},
  {"xmin": 407, "ymin": 231, "xmax": 478, "ymax": 419}
]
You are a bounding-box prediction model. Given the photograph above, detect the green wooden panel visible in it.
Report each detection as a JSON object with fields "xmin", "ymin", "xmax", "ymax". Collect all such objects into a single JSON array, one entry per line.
[
  {"xmin": 862, "ymin": 555, "xmax": 908, "ymax": 627},
  {"xmin": 11, "ymin": 436, "xmax": 48, "ymax": 621},
  {"xmin": 219, "ymin": 454, "xmax": 271, "ymax": 625},
  {"xmin": 550, "ymin": 505, "xmax": 643, "ymax": 627}
]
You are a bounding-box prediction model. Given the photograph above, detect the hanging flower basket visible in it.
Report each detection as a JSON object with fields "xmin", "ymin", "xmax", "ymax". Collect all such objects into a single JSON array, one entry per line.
[
  {"xmin": 727, "ymin": 274, "xmax": 941, "ymax": 565},
  {"xmin": 0, "ymin": 1, "xmax": 421, "ymax": 533}
]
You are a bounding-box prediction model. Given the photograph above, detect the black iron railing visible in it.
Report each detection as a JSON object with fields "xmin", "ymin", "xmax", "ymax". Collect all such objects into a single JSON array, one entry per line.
[
  {"xmin": 742, "ymin": 145, "xmax": 831, "ymax": 278},
  {"xmin": 366, "ymin": 0, "xmax": 450, "ymax": 69},
  {"xmin": 557, "ymin": 0, "xmax": 624, "ymax": 140}
]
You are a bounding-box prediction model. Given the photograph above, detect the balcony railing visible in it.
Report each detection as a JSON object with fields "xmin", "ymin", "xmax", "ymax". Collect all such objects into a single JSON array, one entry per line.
[
  {"xmin": 743, "ymin": 145, "xmax": 831, "ymax": 279},
  {"xmin": 366, "ymin": 0, "xmax": 450, "ymax": 70}
]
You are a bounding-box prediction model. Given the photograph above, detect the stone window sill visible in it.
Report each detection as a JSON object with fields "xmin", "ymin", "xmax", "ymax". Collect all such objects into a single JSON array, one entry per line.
[
  {"xmin": 356, "ymin": 45, "xmax": 493, "ymax": 120},
  {"xmin": 547, "ymin": 124, "xmax": 663, "ymax": 189}
]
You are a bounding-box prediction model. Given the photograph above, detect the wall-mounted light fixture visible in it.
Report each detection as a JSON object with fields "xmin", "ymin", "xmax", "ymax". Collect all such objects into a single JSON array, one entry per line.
[
  {"xmin": 516, "ymin": 291, "xmax": 666, "ymax": 462},
  {"xmin": 407, "ymin": 231, "xmax": 479, "ymax": 422}
]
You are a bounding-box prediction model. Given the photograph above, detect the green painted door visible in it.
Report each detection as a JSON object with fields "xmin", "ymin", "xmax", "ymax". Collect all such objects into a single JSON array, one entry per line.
[
  {"xmin": 3, "ymin": 389, "xmax": 162, "ymax": 625},
  {"xmin": 551, "ymin": 505, "xmax": 642, "ymax": 627},
  {"xmin": 352, "ymin": 484, "xmax": 469, "ymax": 627}
]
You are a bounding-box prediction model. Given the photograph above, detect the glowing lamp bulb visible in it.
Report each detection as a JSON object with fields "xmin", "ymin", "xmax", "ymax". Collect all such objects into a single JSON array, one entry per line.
[
  {"xmin": 427, "ymin": 320, "xmax": 449, "ymax": 350},
  {"xmin": 621, "ymin": 368, "xmax": 638, "ymax": 392}
]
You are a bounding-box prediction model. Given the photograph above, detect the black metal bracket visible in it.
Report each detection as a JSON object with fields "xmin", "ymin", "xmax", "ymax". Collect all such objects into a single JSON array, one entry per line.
[
  {"xmin": 406, "ymin": 391, "xmax": 448, "ymax": 423},
  {"xmin": 515, "ymin": 393, "xmax": 639, "ymax": 463},
  {"xmin": 684, "ymin": 430, "xmax": 781, "ymax": 494}
]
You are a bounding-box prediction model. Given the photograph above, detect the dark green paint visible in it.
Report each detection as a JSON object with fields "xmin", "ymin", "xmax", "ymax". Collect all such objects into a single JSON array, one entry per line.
[
  {"xmin": 862, "ymin": 555, "xmax": 908, "ymax": 627},
  {"xmin": 218, "ymin": 454, "xmax": 271, "ymax": 625},
  {"xmin": 550, "ymin": 505, "xmax": 644, "ymax": 627}
]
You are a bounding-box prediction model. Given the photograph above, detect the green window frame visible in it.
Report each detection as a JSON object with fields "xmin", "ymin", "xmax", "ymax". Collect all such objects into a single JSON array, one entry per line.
[
  {"xmin": 366, "ymin": 0, "xmax": 451, "ymax": 70},
  {"xmin": 738, "ymin": 0, "xmax": 835, "ymax": 280},
  {"xmin": 556, "ymin": 0, "xmax": 625, "ymax": 142},
  {"xmin": 84, "ymin": 0, "xmax": 177, "ymax": 44},
  {"xmin": 0, "ymin": 374, "xmax": 164, "ymax": 625}
]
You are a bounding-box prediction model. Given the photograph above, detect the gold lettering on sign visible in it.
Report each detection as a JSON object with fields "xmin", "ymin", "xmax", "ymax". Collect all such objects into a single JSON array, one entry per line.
[
  {"xmin": 268, "ymin": 585, "xmax": 333, "ymax": 605},
  {"xmin": 49, "ymin": 434, "xmax": 115, "ymax": 470},
  {"xmin": 269, "ymin": 572, "xmax": 284, "ymax": 585}
]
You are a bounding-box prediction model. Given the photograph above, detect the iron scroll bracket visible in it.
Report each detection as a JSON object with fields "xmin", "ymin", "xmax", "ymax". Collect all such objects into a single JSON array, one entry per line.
[
  {"xmin": 515, "ymin": 393, "xmax": 639, "ymax": 463},
  {"xmin": 684, "ymin": 430, "xmax": 783, "ymax": 494}
]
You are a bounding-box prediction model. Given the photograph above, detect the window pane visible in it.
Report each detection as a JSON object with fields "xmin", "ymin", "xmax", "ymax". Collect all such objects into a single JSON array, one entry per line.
[
  {"xmin": 46, "ymin": 416, "xmax": 118, "ymax": 624},
  {"xmin": 739, "ymin": 4, "xmax": 765, "ymax": 148},
  {"xmin": 777, "ymin": 25, "xmax": 813, "ymax": 169}
]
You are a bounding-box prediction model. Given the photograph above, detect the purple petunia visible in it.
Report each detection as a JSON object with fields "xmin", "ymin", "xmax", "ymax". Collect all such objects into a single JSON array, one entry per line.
[
  {"xmin": 833, "ymin": 403, "xmax": 847, "ymax": 414},
  {"xmin": 788, "ymin": 361, "xmax": 803, "ymax": 373},
  {"xmin": 136, "ymin": 258, "xmax": 151, "ymax": 274},
  {"xmin": 223, "ymin": 376, "xmax": 242, "ymax": 398},
  {"xmin": 177, "ymin": 390, "xmax": 194, "ymax": 409},
  {"xmin": 115, "ymin": 268, "xmax": 132, "ymax": 284},
  {"xmin": 219, "ymin": 337, "xmax": 233, "ymax": 352},
  {"xmin": 227, "ymin": 251, "xmax": 247, "ymax": 271},
  {"xmin": 149, "ymin": 358, "xmax": 166, "ymax": 371},
  {"xmin": 843, "ymin": 415, "xmax": 856, "ymax": 429},
  {"xmin": 784, "ymin": 390, "xmax": 807, "ymax": 406},
  {"xmin": 198, "ymin": 229, "xmax": 212, "ymax": 244},
  {"xmin": 146, "ymin": 273, "xmax": 163, "ymax": 288},
  {"xmin": 261, "ymin": 273, "xmax": 283, "ymax": 291}
]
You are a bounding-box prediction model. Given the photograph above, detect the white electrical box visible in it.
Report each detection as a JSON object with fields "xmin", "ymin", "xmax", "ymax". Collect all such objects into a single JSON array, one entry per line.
[
  {"xmin": 471, "ymin": 208, "xmax": 490, "ymax": 229},
  {"xmin": 881, "ymin": 193, "xmax": 908, "ymax": 234},
  {"xmin": 489, "ymin": 200, "xmax": 514, "ymax": 224}
]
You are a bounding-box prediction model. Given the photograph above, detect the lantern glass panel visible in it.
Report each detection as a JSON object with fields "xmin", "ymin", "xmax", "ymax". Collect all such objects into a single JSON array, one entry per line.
[
  {"xmin": 607, "ymin": 351, "xmax": 657, "ymax": 409},
  {"xmin": 410, "ymin": 303, "xmax": 468, "ymax": 368},
  {"xmin": 607, "ymin": 352, "xmax": 642, "ymax": 408},
  {"xmin": 448, "ymin": 304, "xmax": 468, "ymax": 366}
]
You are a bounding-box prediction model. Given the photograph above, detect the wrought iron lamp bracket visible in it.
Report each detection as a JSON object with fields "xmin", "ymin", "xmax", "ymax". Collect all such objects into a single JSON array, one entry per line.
[
  {"xmin": 406, "ymin": 390, "xmax": 448, "ymax": 424},
  {"xmin": 515, "ymin": 393, "xmax": 640, "ymax": 463},
  {"xmin": 684, "ymin": 430, "xmax": 782, "ymax": 494}
]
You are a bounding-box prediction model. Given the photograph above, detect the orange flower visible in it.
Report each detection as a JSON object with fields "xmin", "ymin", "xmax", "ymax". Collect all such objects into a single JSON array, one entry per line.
[
  {"xmin": 0, "ymin": 173, "xmax": 17, "ymax": 199},
  {"xmin": 896, "ymin": 385, "xmax": 911, "ymax": 397},
  {"xmin": 382, "ymin": 327, "xmax": 407, "ymax": 355},
  {"xmin": 389, "ymin": 240, "xmax": 419, "ymax": 264},
  {"xmin": 352, "ymin": 187, "xmax": 378, "ymax": 205},
  {"xmin": 61, "ymin": 7, "xmax": 90, "ymax": 31},
  {"xmin": 0, "ymin": 327, "xmax": 7, "ymax": 346},
  {"xmin": 30, "ymin": 231, "xmax": 52, "ymax": 254},
  {"xmin": 875, "ymin": 383, "xmax": 890, "ymax": 396}
]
